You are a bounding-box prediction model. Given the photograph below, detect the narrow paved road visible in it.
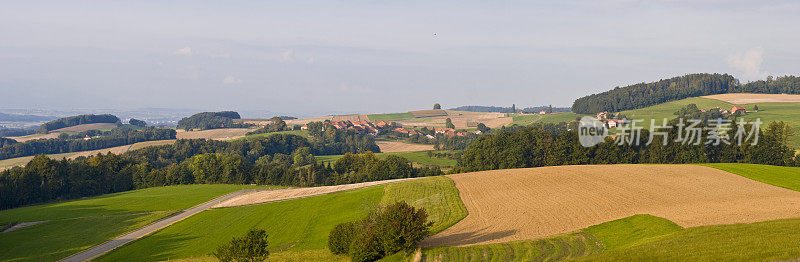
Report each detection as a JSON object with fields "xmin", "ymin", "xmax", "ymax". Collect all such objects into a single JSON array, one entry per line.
[{"xmin": 59, "ymin": 189, "xmax": 265, "ymax": 262}]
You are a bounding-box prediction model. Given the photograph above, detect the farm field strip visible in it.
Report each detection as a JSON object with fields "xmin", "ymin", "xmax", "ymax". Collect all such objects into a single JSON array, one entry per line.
[
  {"xmin": 425, "ymin": 164, "xmax": 800, "ymax": 247},
  {"xmin": 213, "ymin": 178, "xmax": 416, "ymax": 208},
  {"xmin": 703, "ymin": 93, "xmax": 800, "ymax": 103}
]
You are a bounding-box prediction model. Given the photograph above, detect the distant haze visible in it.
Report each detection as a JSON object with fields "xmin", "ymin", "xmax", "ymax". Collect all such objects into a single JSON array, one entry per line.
[{"xmin": 1, "ymin": 1, "xmax": 799, "ymax": 116}]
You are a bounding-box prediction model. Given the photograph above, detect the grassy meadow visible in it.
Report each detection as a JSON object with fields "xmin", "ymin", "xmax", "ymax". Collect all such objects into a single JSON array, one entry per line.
[
  {"xmin": 367, "ymin": 112, "xmax": 415, "ymax": 122},
  {"xmin": 511, "ymin": 112, "xmax": 583, "ymax": 126},
  {"xmin": 0, "ymin": 184, "xmax": 270, "ymax": 261},
  {"xmin": 234, "ymin": 129, "xmax": 309, "ymax": 141},
  {"xmin": 96, "ymin": 176, "xmax": 466, "ymax": 261}
]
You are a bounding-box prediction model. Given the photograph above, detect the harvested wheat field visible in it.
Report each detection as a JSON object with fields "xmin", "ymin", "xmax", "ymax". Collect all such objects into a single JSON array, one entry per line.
[
  {"xmin": 704, "ymin": 93, "xmax": 800, "ymax": 104},
  {"xmin": 213, "ymin": 178, "xmax": 415, "ymax": 208},
  {"xmin": 376, "ymin": 141, "xmax": 434, "ymax": 152},
  {"xmin": 398, "ymin": 110, "xmax": 511, "ymax": 129},
  {"xmin": 176, "ymin": 128, "xmax": 253, "ymax": 140},
  {"xmin": 6, "ymin": 132, "xmax": 59, "ymax": 142},
  {"xmin": 423, "ymin": 165, "xmax": 800, "ymax": 247}
]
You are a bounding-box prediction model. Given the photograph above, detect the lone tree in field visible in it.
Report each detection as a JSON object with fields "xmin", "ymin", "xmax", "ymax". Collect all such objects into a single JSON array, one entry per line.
[
  {"xmin": 511, "ymin": 104, "xmax": 516, "ymax": 113},
  {"xmin": 433, "ymin": 103, "xmax": 441, "ymax": 110},
  {"xmin": 213, "ymin": 229, "xmax": 269, "ymax": 262},
  {"xmin": 445, "ymin": 118, "xmax": 455, "ymax": 129},
  {"xmin": 753, "ymin": 105, "xmax": 759, "ymax": 112}
]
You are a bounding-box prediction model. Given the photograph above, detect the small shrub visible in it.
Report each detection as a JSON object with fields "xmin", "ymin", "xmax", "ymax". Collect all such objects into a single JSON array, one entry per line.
[{"xmin": 213, "ymin": 229, "xmax": 270, "ymax": 262}]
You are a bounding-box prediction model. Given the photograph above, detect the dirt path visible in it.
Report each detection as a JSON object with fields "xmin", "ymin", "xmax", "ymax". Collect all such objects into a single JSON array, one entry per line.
[
  {"xmin": 214, "ymin": 178, "xmax": 416, "ymax": 208},
  {"xmin": 423, "ymin": 165, "xmax": 800, "ymax": 247},
  {"xmin": 1, "ymin": 221, "xmax": 47, "ymax": 234},
  {"xmin": 58, "ymin": 189, "xmax": 265, "ymax": 262},
  {"xmin": 376, "ymin": 141, "xmax": 434, "ymax": 152}
]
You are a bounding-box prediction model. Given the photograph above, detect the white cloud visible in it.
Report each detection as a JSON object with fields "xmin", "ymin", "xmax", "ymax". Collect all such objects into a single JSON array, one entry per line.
[
  {"xmin": 174, "ymin": 47, "xmax": 193, "ymax": 56},
  {"xmin": 281, "ymin": 49, "xmax": 294, "ymax": 61},
  {"xmin": 306, "ymin": 57, "xmax": 315, "ymax": 63},
  {"xmin": 223, "ymin": 75, "xmax": 242, "ymax": 84},
  {"xmin": 728, "ymin": 47, "xmax": 768, "ymax": 81}
]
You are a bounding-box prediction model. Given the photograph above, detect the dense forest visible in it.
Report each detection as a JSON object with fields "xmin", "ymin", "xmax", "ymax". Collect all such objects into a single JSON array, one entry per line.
[
  {"xmin": 0, "ymin": 127, "xmax": 176, "ymax": 160},
  {"xmin": 176, "ymin": 111, "xmax": 243, "ymax": 130},
  {"xmin": 455, "ymin": 120, "xmax": 798, "ymax": 173},
  {"xmin": 0, "ymin": 128, "xmax": 36, "ymax": 138},
  {"xmin": 572, "ymin": 74, "xmax": 800, "ymax": 114},
  {"xmin": 0, "ymin": 133, "xmax": 439, "ymax": 210},
  {"xmin": 734, "ymin": 75, "xmax": 800, "ymax": 94},
  {"xmin": 37, "ymin": 114, "xmax": 120, "ymax": 133}
]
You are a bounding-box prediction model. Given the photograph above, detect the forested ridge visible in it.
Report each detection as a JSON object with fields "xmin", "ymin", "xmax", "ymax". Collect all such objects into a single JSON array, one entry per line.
[
  {"xmin": 177, "ymin": 111, "xmax": 245, "ymax": 130},
  {"xmin": 37, "ymin": 114, "xmax": 120, "ymax": 133},
  {"xmin": 572, "ymin": 73, "xmax": 800, "ymax": 114}
]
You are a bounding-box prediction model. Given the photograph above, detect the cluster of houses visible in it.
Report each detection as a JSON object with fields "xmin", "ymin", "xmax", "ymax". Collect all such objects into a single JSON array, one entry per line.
[
  {"xmin": 593, "ymin": 106, "xmax": 750, "ymax": 129},
  {"xmin": 393, "ymin": 127, "xmax": 475, "ymax": 137},
  {"xmin": 299, "ymin": 119, "xmax": 480, "ymax": 137},
  {"xmin": 595, "ymin": 112, "xmax": 626, "ymax": 128},
  {"xmin": 700, "ymin": 106, "xmax": 747, "ymax": 115}
]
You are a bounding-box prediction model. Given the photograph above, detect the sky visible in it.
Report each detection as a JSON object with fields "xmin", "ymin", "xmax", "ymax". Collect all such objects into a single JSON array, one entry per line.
[{"xmin": 1, "ymin": 0, "xmax": 799, "ymax": 117}]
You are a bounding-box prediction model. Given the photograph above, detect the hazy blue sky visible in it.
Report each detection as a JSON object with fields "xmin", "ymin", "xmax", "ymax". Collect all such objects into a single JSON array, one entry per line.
[{"xmin": 1, "ymin": 0, "xmax": 799, "ymax": 116}]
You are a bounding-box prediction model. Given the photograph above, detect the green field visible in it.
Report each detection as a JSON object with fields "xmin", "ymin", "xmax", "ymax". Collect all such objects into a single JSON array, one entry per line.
[
  {"xmin": 234, "ymin": 129, "xmax": 309, "ymax": 141},
  {"xmin": 618, "ymin": 97, "xmax": 800, "ymax": 148},
  {"xmin": 423, "ymin": 214, "xmax": 680, "ymax": 261},
  {"xmin": 512, "ymin": 112, "xmax": 583, "ymax": 126},
  {"xmin": 316, "ymin": 150, "xmax": 459, "ymax": 168},
  {"xmin": 367, "ymin": 112, "xmax": 415, "ymax": 122},
  {"xmin": 381, "ymin": 176, "xmax": 467, "ymax": 233},
  {"xmin": 97, "ymin": 176, "xmax": 465, "ymax": 261},
  {"xmin": 0, "ymin": 152, "xmax": 77, "ymax": 170},
  {"xmin": 0, "ymin": 184, "xmax": 270, "ymax": 261}
]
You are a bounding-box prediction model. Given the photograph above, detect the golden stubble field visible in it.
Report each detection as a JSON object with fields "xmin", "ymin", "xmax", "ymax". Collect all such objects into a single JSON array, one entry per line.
[
  {"xmin": 703, "ymin": 93, "xmax": 800, "ymax": 104},
  {"xmin": 423, "ymin": 165, "xmax": 800, "ymax": 247}
]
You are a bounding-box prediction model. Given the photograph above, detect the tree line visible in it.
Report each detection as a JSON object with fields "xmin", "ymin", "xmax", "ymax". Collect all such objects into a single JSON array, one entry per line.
[
  {"xmin": 37, "ymin": 114, "xmax": 120, "ymax": 133},
  {"xmin": 0, "ymin": 128, "xmax": 36, "ymax": 138},
  {"xmin": 0, "ymin": 127, "xmax": 176, "ymax": 160},
  {"xmin": 0, "ymin": 133, "xmax": 441, "ymax": 210},
  {"xmin": 454, "ymin": 120, "xmax": 798, "ymax": 173}
]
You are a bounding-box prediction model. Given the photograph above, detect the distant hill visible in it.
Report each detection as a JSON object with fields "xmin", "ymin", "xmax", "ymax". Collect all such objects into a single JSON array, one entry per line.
[
  {"xmin": 572, "ymin": 73, "xmax": 800, "ymax": 114},
  {"xmin": 449, "ymin": 105, "xmax": 570, "ymax": 114},
  {"xmin": 0, "ymin": 112, "xmax": 54, "ymax": 122}
]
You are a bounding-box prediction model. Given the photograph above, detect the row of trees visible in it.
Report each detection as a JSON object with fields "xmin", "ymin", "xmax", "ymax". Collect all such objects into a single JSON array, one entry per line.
[
  {"xmin": 0, "ymin": 127, "xmax": 177, "ymax": 160},
  {"xmin": 0, "ymin": 132, "xmax": 440, "ymax": 209},
  {"xmin": 572, "ymin": 73, "xmax": 737, "ymax": 114},
  {"xmin": 455, "ymin": 121, "xmax": 798, "ymax": 173},
  {"xmin": 734, "ymin": 75, "xmax": 800, "ymax": 94},
  {"xmin": 176, "ymin": 111, "xmax": 243, "ymax": 131},
  {"xmin": 37, "ymin": 114, "xmax": 120, "ymax": 133}
]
